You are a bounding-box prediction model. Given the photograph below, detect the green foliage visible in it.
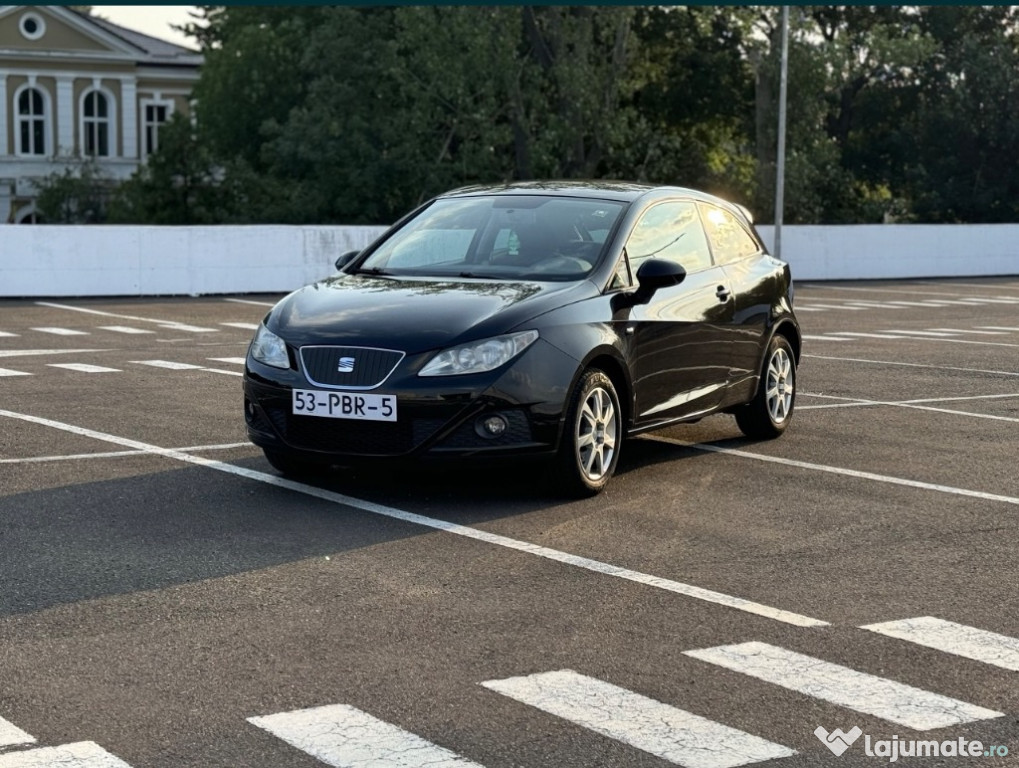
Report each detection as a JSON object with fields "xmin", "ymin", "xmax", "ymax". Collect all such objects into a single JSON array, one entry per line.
[
  {"xmin": 35, "ymin": 158, "xmax": 112, "ymax": 223},
  {"xmin": 109, "ymin": 4, "xmax": 1019, "ymax": 226}
]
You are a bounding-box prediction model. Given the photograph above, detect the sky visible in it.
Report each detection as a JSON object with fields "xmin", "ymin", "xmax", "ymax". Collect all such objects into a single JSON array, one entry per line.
[{"xmin": 91, "ymin": 6, "xmax": 202, "ymax": 49}]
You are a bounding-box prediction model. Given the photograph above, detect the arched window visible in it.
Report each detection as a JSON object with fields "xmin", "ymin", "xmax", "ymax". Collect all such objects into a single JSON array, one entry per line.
[
  {"xmin": 16, "ymin": 86, "xmax": 48, "ymax": 156},
  {"xmin": 81, "ymin": 89, "xmax": 114, "ymax": 157}
]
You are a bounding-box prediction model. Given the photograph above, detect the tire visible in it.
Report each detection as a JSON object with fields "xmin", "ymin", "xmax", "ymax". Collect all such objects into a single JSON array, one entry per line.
[
  {"xmin": 556, "ymin": 369, "xmax": 623, "ymax": 496},
  {"xmin": 263, "ymin": 447, "xmax": 317, "ymax": 478},
  {"xmin": 735, "ymin": 334, "xmax": 796, "ymax": 439}
]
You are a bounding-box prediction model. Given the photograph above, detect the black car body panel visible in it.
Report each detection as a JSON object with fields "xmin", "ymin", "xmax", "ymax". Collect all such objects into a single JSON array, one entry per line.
[{"xmin": 244, "ymin": 182, "xmax": 800, "ymax": 479}]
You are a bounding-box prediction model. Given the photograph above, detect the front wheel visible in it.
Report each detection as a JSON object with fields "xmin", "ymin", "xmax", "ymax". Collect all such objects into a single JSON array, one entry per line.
[
  {"xmin": 734, "ymin": 335, "xmax": 796, "ymax": 439},
  {"xmin": 556, "ymin": 369, "xmax": 623, "ymax": 496}
]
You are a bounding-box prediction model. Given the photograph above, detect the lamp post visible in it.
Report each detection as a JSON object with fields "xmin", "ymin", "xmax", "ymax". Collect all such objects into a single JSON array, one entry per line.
[{"xmin": 774, "ymin": 5, "xmax": 789, "ymax": 259}]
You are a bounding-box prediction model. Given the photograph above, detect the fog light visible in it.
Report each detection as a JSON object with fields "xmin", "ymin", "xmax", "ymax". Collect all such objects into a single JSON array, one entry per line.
[{"xmin": 476, "ymin": 414, "xmax": 508, "ymax": 438}]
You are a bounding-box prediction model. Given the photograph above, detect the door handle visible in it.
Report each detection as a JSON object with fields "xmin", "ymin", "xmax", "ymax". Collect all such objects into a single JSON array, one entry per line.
[{"xmin": 716, "ymin": 285, "xmax": 731, "ymax": 302}]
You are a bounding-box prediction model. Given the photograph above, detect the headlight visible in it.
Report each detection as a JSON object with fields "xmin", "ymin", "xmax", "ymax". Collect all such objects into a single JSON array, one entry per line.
[
  {"xmin": 249, "ymin": 324, "xmax": 290, "ymax": 369},
  {"xmin": 419, "ymin": 330, "xmax": 539, "ymax": 377}
]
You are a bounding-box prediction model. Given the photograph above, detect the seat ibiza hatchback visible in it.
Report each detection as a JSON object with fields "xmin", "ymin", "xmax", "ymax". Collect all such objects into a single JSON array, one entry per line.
[{"xmin": 243, "ymin": 182, "xmax": 800, "ymax": 495}]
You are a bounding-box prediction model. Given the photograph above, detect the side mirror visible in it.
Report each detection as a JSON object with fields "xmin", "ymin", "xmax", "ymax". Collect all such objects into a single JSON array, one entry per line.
[
  {"xmin": 635, "ymin": 258, "xmax": 686, "ymax": 293},
  {"xmin": 335, "ymin": 250, "xmax": 360, "ymax": 272}
]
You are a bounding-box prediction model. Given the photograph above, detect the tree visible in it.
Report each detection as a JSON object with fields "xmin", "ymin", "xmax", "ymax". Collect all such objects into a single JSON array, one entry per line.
[{"xmin": 35, "ymin": 158, "xmax": 112, "ymax": 223}]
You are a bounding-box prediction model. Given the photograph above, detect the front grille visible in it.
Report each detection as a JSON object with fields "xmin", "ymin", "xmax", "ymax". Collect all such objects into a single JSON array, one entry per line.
[
  {"xmin": 299, "ymin": 346, "xmax": 404, "ymax": 389},
  {"xmin": 265, "ymin": 406, "xmax": 445, "ymax": 456}
]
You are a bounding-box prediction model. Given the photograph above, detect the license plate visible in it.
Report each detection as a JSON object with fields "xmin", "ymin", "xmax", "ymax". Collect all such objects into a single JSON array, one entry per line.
[{"xmin": 292, "ymin": 389, "xmax": 397, "ymax": 422}]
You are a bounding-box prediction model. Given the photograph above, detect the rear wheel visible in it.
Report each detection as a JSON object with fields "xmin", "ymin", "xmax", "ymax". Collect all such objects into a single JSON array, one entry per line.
[
  {"xmin": 556, "ymin": 369, "xmax": 622, "ymax": 496},
  {"xmin": 735, "ymin": 335, "xmax": 796, "ymax": 439}
]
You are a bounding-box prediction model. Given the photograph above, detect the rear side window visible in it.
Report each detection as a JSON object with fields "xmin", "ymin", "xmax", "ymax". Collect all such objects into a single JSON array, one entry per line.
[
  {"xmin": 625, "ymin": 200, "xmax": 713, "ymax": 274},
  {"xmin": 701, "ymin": 204, "xmax": 761, "ymax": 265}
]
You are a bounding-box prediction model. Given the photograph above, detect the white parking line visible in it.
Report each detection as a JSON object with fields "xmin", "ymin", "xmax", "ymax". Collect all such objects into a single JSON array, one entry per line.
[
  {"xmin": 803, "ymin": 354, "xmax": 1019, "ymax": 378},
  {"xmin": 0, "ymin": 349, "xmax": 109, "ymax": 359},
  {"xmin": 879, "ymin": 335, "xmax": 1019, "ymax": 348},
  {"xmin": 825, "ymin": 332, "xmax": 907, "ymax": 339},
  {"xmin": 207, "ymin": 357, "xmax": 246, "ymax": 365},
  {"xmin": 801, "ymin": 335, "xmax": 854, "ymax": 341},
  {"xmin": 249, "ymin": 704, "xmax": 483, "ymax": 768},
  {"xmin": 0, "ymin": 331, "xmax": 19, "ymax": 337},
  {"xmin": 646, "ymin": 435, "xmax": 1019, "ymax": 506},
  {"xmin": 684, "ymin": 642, "xmax": 1003, "ymax": 730},
  {"xmin": 926, "ymin": 328, "xmax": 1008, "ymax": 335},
  {"xmin": 131, "ymin": 360, "xmax": 202, "ymax": 370},
  {"xmin": 978, "ymin": 326, "xmax": 1019, "ymax": 332},
  {"xmin": 796, "ymin": 393, "xmax": 1019, "ymax": 422},
  {"xmin": 47, "ymin": 363, "xmax": 121, "ymax": 373},
  {"xmin": 0, "ymin": 715, "xmax": 34, "ymax": 748},
  {"xmin": 31, "ymin": 327, "xmax": 89, "ymax": 336},
  {"xmin": 0, "ymin": 742, "xmax": 132, "ymax": 768},
  {"xmin": 884, "ymin": 329, "xmax": 957, "ymax": 337},
  {"xmin": 0, "ymin": 442, "xmax": 252, "ymax": 465},
  {"xmin": 98, "ymin": 325, "xmax": 154, "ymax": 334},
  {"xmin": 862, "ymin": 617, "xmax": 1019, "ymax": 673},
  {"xmin": 481, "ymin": 670, "xmax": 795, "ymax": 768},
  {"xmin": 224, "ymin": 298, "xmax": 276, "ymax": 307},
  {"xmin": 0, "ymin": 409, "xmax": 830, "ymax": 628},
  {"xmin": 0, "ymin": 368, "xmax": 31, "ymax": 377},
  {"xmin": 35, "ymin": 301, "xmax": 220, "ymax": 333},
  {"xmin": 220, "ymin": 322, "xmax": 259, "ymax": 330}
]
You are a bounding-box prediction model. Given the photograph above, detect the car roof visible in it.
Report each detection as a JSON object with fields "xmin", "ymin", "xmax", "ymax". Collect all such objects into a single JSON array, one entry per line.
[{"xmin": 438, "ymin": 181, "xmax": 751, "ymax": 219}]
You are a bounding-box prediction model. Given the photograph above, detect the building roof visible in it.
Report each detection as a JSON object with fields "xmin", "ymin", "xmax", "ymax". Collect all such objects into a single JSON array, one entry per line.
[{"xmin": 70, "ymin": 8, "xmax": 202, "ymax": 65}]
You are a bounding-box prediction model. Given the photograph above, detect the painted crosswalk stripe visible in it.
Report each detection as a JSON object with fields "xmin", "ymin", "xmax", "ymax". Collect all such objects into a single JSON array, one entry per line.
[
  {"xmin": 0, "ymin": 368, "xmax": 31, "ymax": 377},
  {"xmin": 220, "ymin": 322, "xmax": 259, "ymax": 330},
  {"xmin": 0, "ymin": 741, "xmax": 132, "ymax": 767},
  {"xmin": 47, "ymin": 364, "xmax": 121, "ymax": 373},
  {"xmin": 482, "ymin": 670, "xmax": 794, "ymax": 768},
  {"xmin": 98, "ymin": 325, "xmax": 154, "ymax": 335},
  {"xmin": 31, "ymin": 327, "xmax": 88, "ymax": 336},
  {"xmin": 248, "ymin": 704, "xmax": 484, "ymax": 767},
  {"xmin": 0, "ymin": 715, "xmax": 34, "ymax": 748},
  {"xmin": 207, "ymin": 357, "xmax": 246, "ymax": 365},
  {"xmin": 0, "ymin": 331, "xmax": 18, "ymax": 338},
  {"xmin": 862, "ymin": 617, "xmax": 1019, "ymax": 672},
  {"xmin": 131, "ymin": 360, "xmax": 203, "ymax": 370},
  {"xmin": 684, "ymin": 642, "xmax": 1003, "ymax": 730}
]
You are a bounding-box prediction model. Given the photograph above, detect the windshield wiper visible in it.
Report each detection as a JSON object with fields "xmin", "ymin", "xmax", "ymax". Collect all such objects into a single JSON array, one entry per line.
[{"xmin": 356, "ymin": 266, "xmax": 393, "ymax": 276}]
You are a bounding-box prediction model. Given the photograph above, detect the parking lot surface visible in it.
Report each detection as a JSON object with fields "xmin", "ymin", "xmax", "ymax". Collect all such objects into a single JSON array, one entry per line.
[{"xmin": 1, "ymin": 279, "xmax": 1017, "ymax": 767}]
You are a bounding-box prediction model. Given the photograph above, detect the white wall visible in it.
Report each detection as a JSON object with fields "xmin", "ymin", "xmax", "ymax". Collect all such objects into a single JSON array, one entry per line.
[
  {"xmin": 756, "ymin": 224, "xmax": 1019, "ymax": 281},
  {"xmin": 1, "ymin": 223, "xmax": 1016, "ymax": 297},
  {"xmin": 0, "ymin": 225, "xmax": 387, "ymax": 297}
]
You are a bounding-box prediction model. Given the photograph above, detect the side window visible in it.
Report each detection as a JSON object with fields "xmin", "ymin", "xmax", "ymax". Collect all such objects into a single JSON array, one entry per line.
[
  {"xmin": 702, "ymin": 205, "xmax": 761, "ymax": 265},
  {"xmin": 625, "ymin": 200, "xmax": 713, "ymax": 274}
]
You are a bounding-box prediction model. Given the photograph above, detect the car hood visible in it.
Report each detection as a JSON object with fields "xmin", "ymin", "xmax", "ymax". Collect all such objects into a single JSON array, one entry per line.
[{"xmin": 268, "ymin": 273, "xmax": 595, "ymax": 353}]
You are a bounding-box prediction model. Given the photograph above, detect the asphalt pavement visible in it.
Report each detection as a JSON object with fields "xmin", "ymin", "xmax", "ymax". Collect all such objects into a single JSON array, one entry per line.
[{"xmin": 0, "ymin": 280, "xmax": 1017, "ymax": 768}]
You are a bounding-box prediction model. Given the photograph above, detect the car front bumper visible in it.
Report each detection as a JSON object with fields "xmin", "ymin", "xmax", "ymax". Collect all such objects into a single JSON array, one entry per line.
[{"xmin": 243, "ymin": 339, "xmax": 578, "ymax": 462}]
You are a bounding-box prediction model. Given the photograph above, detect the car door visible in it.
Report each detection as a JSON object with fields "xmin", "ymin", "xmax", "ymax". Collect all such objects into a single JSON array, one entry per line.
[
  {"xmin": 700, "ymin": 203, "xmax": 774, "ymax": 406},
  {"xmin": 620, "ymin": 199, "xmax": 735, "ymax": 426}
]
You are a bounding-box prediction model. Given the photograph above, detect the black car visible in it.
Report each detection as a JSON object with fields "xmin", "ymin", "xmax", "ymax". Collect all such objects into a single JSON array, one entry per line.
[{"xmin": 243, "ymin": 182, "xmax": 799, "ymax": 495}]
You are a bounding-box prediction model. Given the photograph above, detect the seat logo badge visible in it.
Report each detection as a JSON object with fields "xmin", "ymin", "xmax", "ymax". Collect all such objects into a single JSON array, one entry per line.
[{"xmin": 337, "ymin": 356, "xmax": 356, "ymax": 373}]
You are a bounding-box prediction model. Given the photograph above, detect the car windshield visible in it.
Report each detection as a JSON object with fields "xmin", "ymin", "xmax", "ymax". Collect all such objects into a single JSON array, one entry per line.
[{"xmin": 357, "ymin": 195, "xmax": 625, "ymax": 281}]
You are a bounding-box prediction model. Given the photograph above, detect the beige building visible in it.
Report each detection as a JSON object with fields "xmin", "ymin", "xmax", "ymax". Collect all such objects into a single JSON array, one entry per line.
[{"xmin": 0, "ymin": 5, "xmax": 201, "ymax": 222}]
